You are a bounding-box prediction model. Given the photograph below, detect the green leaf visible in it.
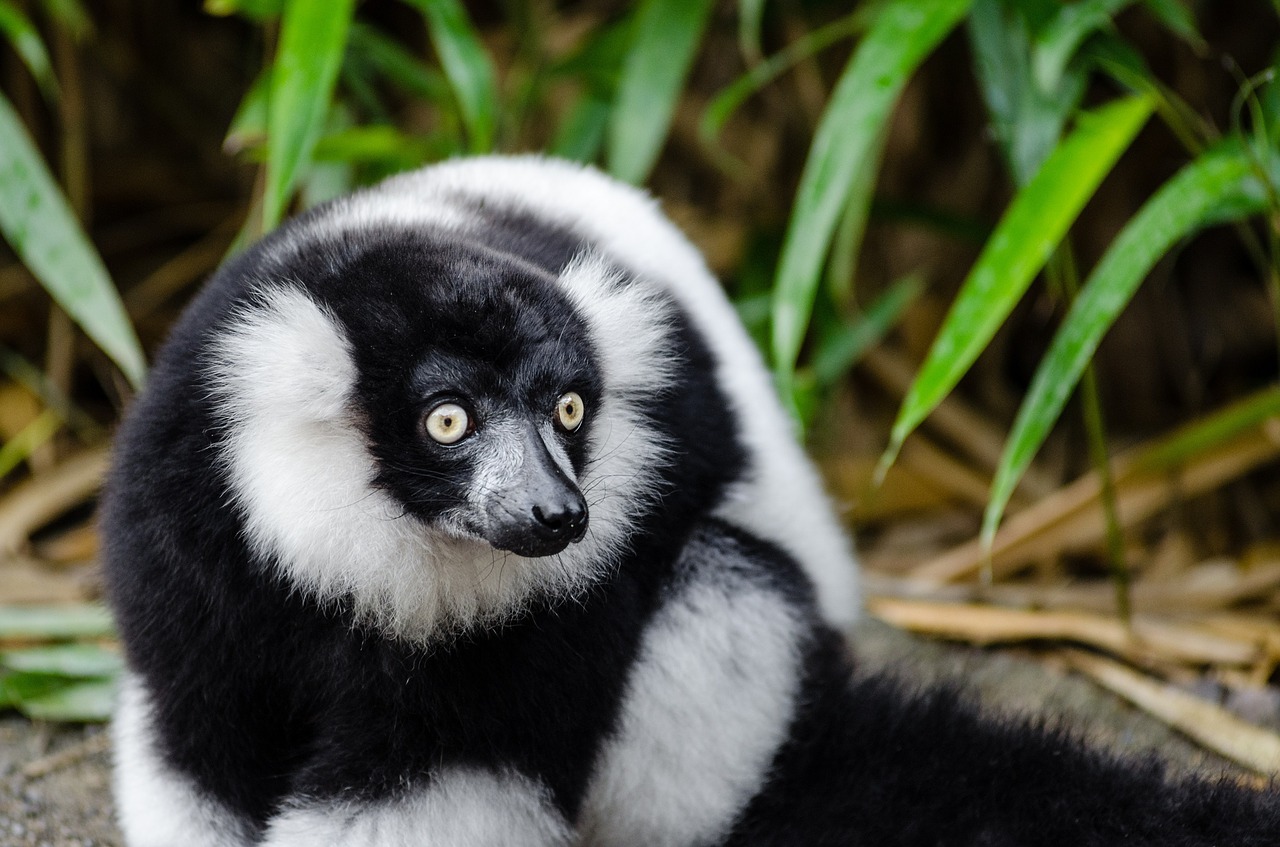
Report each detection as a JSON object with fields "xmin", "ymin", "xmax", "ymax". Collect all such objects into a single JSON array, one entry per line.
[
  {"xmin": 1085, "ymin": 35, "xmax": 1209, "ymax": 155},
  {"xmin": 0, "ymin": 671, "xmax": 67, "ymax": 707},
  {"xmin": 0, "ymin": 92, "xmax": 146, "ymax": 386},
  {"xmin": 552, "ymin": 15, "xmax": 636, "ymax": 94},
  {"xmin": 770, "ymin": 0, "xmax": 971, "ymax": 395},
  {"xmin": 1032, "ymin": 0, "xmax": 1134, "ymax": 94},
  {"xmin": 0, "ymin": 604, "xmax": 115, "ymax": 640},
  {"xmin": 969, "ymin": 0, "xmax": 1089, "ymax": 184},
  {"xmin": 0, "ymin": 0, "xmax": 58, "ymax": 101},
  {"xmin": 738, "ymin": 0, "xmax": 767, "ymax": 61},
  {"xmin": 312, "ymin": 125, "xmax": 436, "ymax": 167},
  {"xmin": 606, "ymin": 0, "xmax": 716, "ymax": 184},
  {"xmin": 203, "ymin": 0, "xmax": 282, "ymax": 20},
  {"xmin": 223, "ymin": 69, "xmax": 270, "ymax": 155},
  {"xmin": 810, "ymin": 274, "xmax": 923, "ymax": 387},
  {"xmin": 701, "ymin": 10, "xmax": 867, "ymax": 149},
  {"xmin": 983, "ymin": 141, "xmax": 1273, "ymax": 539},
  {"xmin": 733, "ymin": 291, "xmax": 772, "ymax": 340},
  {"xmin": 348, "ymin": 22, "xmax": 450, "ymax": 102},
  {"xmin": 2, "ymin": 644, "xmax": 122, "ymax": 677},
  {"xmin": 405, "ymin": 0, "xmax": 498, "ymax": 154},
  {"xmin": 551, "ymin": 94, "xmax": 611, "ymax": 163},
  {"xmin": 38, "ymin": 0, "xmax": 91, "ymax": 42},
  {"xmin": 19, "ymin": 677, "xmax": 115, "ymax": 722},
  {"xmin": 0, "ymin": 408, "xmax": 61, "ymax": 478},
  {"xmin": 1136, "ymin": 385, "xmax": 1280, "ymax": 472},
  {"xmin": 261, "ymin": 0, "xmax": 356, "ymax": 231},
  {"xmin": 1140, "ymin": 0, "xmax": 1201, "ymax": 47},
  {"xmin": 881, "ymin": 95, "xmax": 1153, "ymax": 472}
]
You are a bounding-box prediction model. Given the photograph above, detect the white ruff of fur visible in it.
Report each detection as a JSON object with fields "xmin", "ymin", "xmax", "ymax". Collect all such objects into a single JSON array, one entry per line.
[
  {"xmin": 206, "ymin": 265, "xmax": 674, "ymax": 642},
  {"xmin": 554, "ymin": 253, "xmax": 677, "ymax": 559}
]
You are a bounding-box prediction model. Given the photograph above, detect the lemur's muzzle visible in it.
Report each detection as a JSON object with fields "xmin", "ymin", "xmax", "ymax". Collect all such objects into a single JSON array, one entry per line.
[{"xmin": 484, "ymin": 425, "xmax": 588, "ymax": 558}]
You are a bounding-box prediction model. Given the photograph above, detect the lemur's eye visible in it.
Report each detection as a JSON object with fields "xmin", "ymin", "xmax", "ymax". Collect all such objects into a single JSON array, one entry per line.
[
  {"xmin": 555, "ymin": 392, "xmax": 585, "ymax": 432},
  {"xmin": 424, "ymin": 402, "xmax": 472, "ymax": 445}
]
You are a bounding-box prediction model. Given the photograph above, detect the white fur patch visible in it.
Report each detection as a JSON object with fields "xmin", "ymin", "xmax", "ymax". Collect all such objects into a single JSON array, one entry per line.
[
  {"xmin": 260, "ymin": 768, "xmax": 571, "ymax": 847},
  {"xmin": 579, "ymin": 545, "xmax": 806, "ymax": 845},
  {"xmin": 555, "ymin": 253, "xmax": 675, "ymax": 559},
  {"xmin": 206, "ymin": 280, "xmax": 669, "ymax": 643},
  {"xmin": 330, "ymin": 155, "xmax": 861, "ymax": 626},
  {"xmin": 113, "ymin": 674, "xmax": 254, "ymax": 847},
  {"xmin": 206, "ymin": 285, "xmax": 538, "ymax": 639}
]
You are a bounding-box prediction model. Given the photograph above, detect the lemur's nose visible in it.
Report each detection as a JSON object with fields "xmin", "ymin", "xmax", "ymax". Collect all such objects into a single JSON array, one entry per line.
[{"xmin": 531, "ymin": 494, "xmax": 588, "ymax": 543}]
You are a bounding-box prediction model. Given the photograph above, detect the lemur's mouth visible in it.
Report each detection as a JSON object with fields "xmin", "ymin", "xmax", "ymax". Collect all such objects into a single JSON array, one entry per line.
[{"xmin": 487, "ymin": 511, "xmax": 589, "ymax": 558}]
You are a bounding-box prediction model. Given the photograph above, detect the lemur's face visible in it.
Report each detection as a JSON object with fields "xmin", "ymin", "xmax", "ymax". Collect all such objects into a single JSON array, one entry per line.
[
  {"xmin": 207, "ymin": 231, "xmax": 673, "ymax": 638},
  {"xmin": 347, "ymin": 244, "xmax": 605, "ymax": 558}
]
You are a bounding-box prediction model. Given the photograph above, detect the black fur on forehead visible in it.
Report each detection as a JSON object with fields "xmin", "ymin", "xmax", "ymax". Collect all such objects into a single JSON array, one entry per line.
[
  {"xmin": 299, "ymin": 229, "xmax": 598, "ymax": 379},
  {"xmin": 279, "ymin": 228, "xmax": 606, "ymax": 516}
]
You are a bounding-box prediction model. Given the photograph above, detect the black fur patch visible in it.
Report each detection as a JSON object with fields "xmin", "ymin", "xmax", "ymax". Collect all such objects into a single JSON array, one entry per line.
[{"xmin": 725, "ymin": 631, "xmax": 1280, "ymax": 846}]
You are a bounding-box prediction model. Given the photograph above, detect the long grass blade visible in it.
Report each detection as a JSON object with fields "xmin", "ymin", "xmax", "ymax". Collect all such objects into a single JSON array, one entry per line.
[
  {"xmin": 0, "ymin": 604, "xmax": 114, "ymax": 639},
  {"xmin": 407, "ymin": 0, "xmax": 498, "ymax": 154},
  {"xmin": 969, "ymin": 0, "xmax": 1089, "ymax": 185},
  {"xmin": 0, "ymin": 92, "xmax": 145, "ymax": 386},
  {"xmin": 738, "ymin": 0, "xmax": 767, "ymax": 61},
  {"xmin": 261, "ymin": 0, "xmax": 355, "ymax": 231},
  {"xmin": 770, "ymin": 0, "xmax": 971, "ymax": 398},
  {"xmin": 0, "ymin": 408, "xmax": 61, "ymax": 478},
  {"xmin": 223, "ymin": 68, "xmax": 269, "ymax": 155},
  {"xmin": 15, "ymin": 676, "xmax": 114, "ymax": 721},
  {"xmin": 982, "ymin": 142, "xmax": 1270, "ymax": 542},
  {"xmin": 1140, "ymin": 0, "xmax": 1202, "ymax": 47},
  {"xmin": 552, "ymin": 95, "xmax": 611, "ymax": 163},
  {"xmin": 203, "ymin": 0, "xmax": 283, "ymax": 20},
  {"xmin": 1032, "ymin": 0, "xmax": 1134, "ymax": 93},
  {"xmin": 880, "ymin": 95, "xmax": 1152, "ymax": 476},
  {"xmin": 0, "ymin": 0, "xmax": 59, "ymax": 101},
  {"xmin": 607, "ymin": 0, "xmax": 716, "ymax": 185},
  {"xmin": 2, "ymin": 644, "xmax": 121, "ymax": 677},
  {"xmin": 811, "ymin": 274, "xmax": 923, "ymax": 387},
  {"xmin": 1137, "ymin": 384, "xmax": 1280, "ymax": 472},
  {"xmin": 701, "ymin": 11, "xmax": 867, "ymax": 149},
  {"xmin": 349, "ymin": 22, "xmax": 450, "ymax": 102},
  {"xmin": 39, "ymin": 0, "xmax": 92, "ymax": 42}
]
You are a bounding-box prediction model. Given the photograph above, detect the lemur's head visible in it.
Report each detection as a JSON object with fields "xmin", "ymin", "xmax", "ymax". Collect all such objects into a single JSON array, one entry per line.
[{"xmin": 205, "ymin": 226, "xmax": 676, "ymax": 640}]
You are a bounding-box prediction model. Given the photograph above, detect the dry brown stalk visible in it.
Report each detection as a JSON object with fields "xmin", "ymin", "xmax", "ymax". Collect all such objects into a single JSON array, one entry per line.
[
  {"xmin": 0, "ymin": 558, "xmax": 91, "ymax": 604},
  {"xmin": 123, "ymin": 217, "xmax": 239, "ymax": 319},
  {"xmin": 860, "ymin": 347, "xmax": 1057, "ymax": 498},
  {"xmin": 21, "ymin": 731, "xmax": 111, "ymax": 779},
  {"xmin": 0, "ymin": 448, "xmax": 109, "ymax": 555},
  {"xmin": 866, "ymin": 561, "xmax": 1280, "ymax": 615},
  {"xmin": 1063, "ymin": 650, "xmax": 1280, "ymax": 776},
  {"xmin": 825, "ymin": 457, "xmax": 956, "ymax": 523},
  {"xmin": 867, "ymin": 597, "xmax": 1264, "ymax": 667},
  {"xmin": 910, "ymin": 426, "xmax": 1280, "ymax": 584}
]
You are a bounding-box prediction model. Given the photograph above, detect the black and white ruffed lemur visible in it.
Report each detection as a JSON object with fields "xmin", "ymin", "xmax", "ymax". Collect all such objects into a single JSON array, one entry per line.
[{"xmin": 101, "ymin": 156, "xmax": 1280, "ymax": 846}]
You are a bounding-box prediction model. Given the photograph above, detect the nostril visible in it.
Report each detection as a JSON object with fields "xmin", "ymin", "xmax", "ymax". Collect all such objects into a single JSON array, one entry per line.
[
  {"xmin": 532, "ymin": 504, "xmax": 564, "ymax": 531},
  {"xmin": 532, "ymin": 499, "xmax": 587, "ymax": 538}
]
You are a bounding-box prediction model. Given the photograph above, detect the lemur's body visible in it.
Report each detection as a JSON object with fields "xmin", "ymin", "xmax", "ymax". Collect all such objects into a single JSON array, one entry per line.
[{"xmin": 103, "ymin": 157, "xmax": 1278, "ymax": 846}]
